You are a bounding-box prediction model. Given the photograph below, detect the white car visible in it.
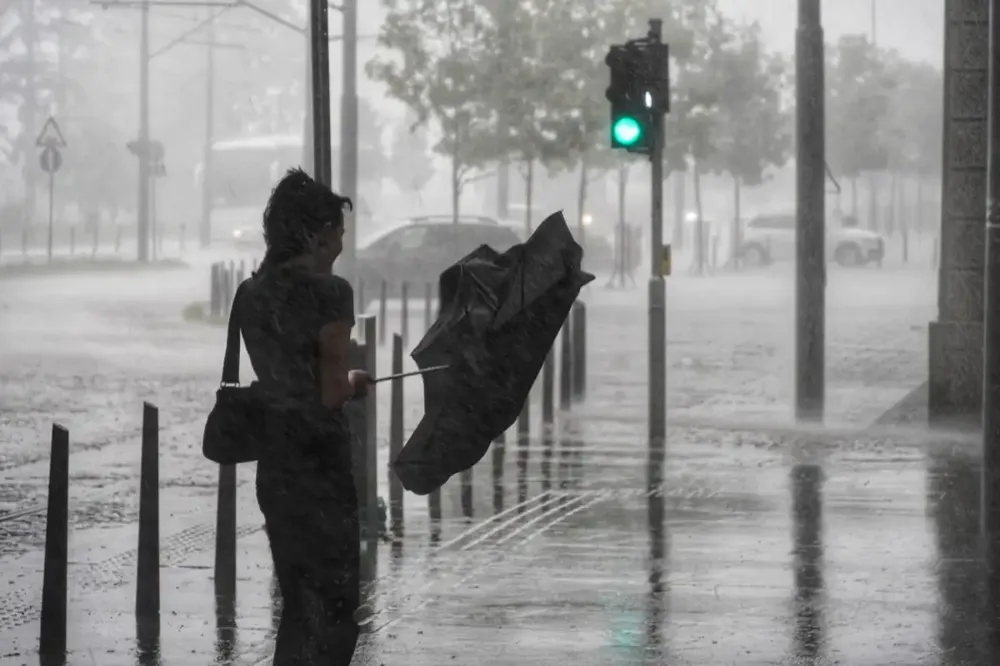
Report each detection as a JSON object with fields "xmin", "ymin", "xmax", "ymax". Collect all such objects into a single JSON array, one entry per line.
[{"xmin": 738, "ymin": 213, "xmax": 885, "ymax": 267}]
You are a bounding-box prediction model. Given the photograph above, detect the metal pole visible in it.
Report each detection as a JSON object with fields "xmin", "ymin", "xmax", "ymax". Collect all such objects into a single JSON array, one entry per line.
[
  {"xmin": 46, "ymin": 168, "xmax": 54, "ymax": 263},
  {"xmin": 199, "ymin": 10, "xmax": 215, "ymax": 248},
  {"xmin": 302, "ymin": 21, "xmax": 314, "ymax": 176},
  {"xmin": 22, "ymin": 0, "xmax": 38, "ymax": 235},
  {"xmin": 137, "ymin": 0, "xmax": 151, "ymax": 263},
  {"xmin": 982, "ymin": 0, "xmax": 1000, "ymax": 654},
  {"xmin": 338, "ymin": 0, "xmax": 359, "ymax": 285},
  {"xmin": 309, "ymin": 0, "xmax": 332, "ymax": 187},
  {"xmin": 648, "ymin": 19, "xmax": 666, "ymax": 495},
  {"xmin": 795, "ymin": 0, "xmax": 825, "ymax": 422}
]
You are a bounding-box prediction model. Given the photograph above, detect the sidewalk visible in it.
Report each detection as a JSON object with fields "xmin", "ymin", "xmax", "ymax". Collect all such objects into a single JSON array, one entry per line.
[{"xmin": 3, "ymin": 263, "xmax": 962, "ymax": 664}]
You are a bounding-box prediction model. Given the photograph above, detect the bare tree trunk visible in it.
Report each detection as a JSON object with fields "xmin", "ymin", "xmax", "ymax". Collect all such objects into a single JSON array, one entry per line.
[
  {"xmin": 732, "ymin": 175, "xmax": 742, "ymax": 268},
  {"xmin": 867, "ymin": 172, "xmax": 879, "ymax": 232},
  {"xmin": 850, "ymin": 177, "xmax": 858, "ymax": 218},
  {"xmin": 577, "ymin": 152, "xmax": 589, "ymax": 242},
  {"xmin": 672, "ymin": 171, "xmax": 685, "ymax": 249},
  {"xmin": 693, "ymin": 162, "xmax": 705, "ymax": 275},
  {"xmin": 450, "ymin": 154, "xmax": 460, "ymax": 224},
  {"xmin": 888, "ymin": 170, "xmax": 898, "ymax": 237},
  {"xmin": 617, "ymin": 164, "xmax": 628, "ymax": 283},
  {"xmin": 901, "ymin": 175, "xmax": 910, "ymax": 264},
  {"xmin": 524, "ymin": 159, "xmax": 534, "ymax": 237}
]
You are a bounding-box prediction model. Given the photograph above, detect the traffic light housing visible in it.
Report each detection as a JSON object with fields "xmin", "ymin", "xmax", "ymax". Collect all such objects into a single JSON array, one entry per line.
[{"xmin": 605, "ymin": 42, "xmax": 670, "ymax": 154}]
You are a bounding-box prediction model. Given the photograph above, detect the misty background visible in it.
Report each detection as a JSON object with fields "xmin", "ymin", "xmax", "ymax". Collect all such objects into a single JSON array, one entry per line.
[{"xmin": 0, "ymin": 0, "xmax": 945, "ymax": 252}]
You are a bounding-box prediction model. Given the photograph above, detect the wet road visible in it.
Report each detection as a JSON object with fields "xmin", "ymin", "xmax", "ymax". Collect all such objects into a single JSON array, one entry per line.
[{"xmin": 5, "ymin": 259, "xmax": 982, "ymax": 664}]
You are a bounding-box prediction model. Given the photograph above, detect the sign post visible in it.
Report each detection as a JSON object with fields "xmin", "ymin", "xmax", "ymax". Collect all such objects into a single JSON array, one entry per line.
[{"xmin": 36, "ymin": 117, "xmax": 67, "ymax": 264}]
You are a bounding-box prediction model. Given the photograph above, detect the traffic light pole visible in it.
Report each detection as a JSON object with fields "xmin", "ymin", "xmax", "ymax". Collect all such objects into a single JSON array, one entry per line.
[
  {"xmin": 309, "ymin": 0, "xmax": 333, "ymax": 188},
  {"xmin": 199, "ymin": 11, "xmax": 216, "ymax": 249},
  {"xmin": 982, "ymin": 0, "xmax": 1000, "ymax": 653},
  {"xmin": 647, "ymin": 19, "xmax": 666, "ymax": 496},
  {"xmin": 794, "ymin": 0, "xmax": 825, "ymax": 422}
]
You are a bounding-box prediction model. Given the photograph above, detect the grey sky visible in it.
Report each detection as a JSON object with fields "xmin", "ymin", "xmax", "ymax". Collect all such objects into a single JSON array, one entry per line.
[{"xmin": 717, "ymin": 0, "xmax": 944, "ymax": 66}]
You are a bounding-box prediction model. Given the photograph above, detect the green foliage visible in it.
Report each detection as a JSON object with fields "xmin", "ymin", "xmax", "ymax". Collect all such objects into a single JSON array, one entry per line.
[
  {"xmin": 708, "ymin": 21, "xmax": 791, "ymax": 186},
  {"xmin": 367, "ymin": 0, "xmax": 497, "ymax": 184},
  {"xmin": 825, "ymin": 35, "xmax": 896, "ymax": 178},
  {"xmin": 882, "ymin": 53, "xmax": 941, "ymax": 177}
]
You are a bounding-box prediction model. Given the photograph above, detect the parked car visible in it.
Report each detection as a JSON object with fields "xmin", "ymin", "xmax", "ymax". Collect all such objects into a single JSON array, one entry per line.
[
  {"xmin": 356, "ymin": 214, "xmax": 521, "ymax": 308},
  {"xmin": 738, "ymin": 213, "xmax": 884, "ymax": 267}
]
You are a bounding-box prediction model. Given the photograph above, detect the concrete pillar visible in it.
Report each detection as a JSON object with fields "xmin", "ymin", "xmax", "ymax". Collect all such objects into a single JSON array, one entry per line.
[{"xmin": 930, "ymin": 0, "xmax": 988, "ymax": 426}]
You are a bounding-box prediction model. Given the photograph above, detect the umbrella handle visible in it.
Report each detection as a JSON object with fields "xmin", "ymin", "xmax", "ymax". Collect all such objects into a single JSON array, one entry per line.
[{"xmin": 371, "ymin": 364, "xmax": 449, "ymax": 384}]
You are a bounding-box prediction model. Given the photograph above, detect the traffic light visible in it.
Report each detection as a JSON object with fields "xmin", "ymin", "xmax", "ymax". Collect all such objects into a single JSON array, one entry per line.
[{"xmin": 605, "ymin": 42, "xmax": 670, "ymax": 154}]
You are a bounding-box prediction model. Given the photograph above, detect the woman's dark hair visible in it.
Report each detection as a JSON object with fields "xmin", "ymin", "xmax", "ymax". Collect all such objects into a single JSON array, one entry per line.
[{"xmin": 261, "ymin": 167, "xmax": 353, "ymax": 264}]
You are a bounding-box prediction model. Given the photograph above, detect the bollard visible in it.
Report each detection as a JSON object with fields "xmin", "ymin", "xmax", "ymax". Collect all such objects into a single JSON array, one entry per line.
[
  {"xmin": 491, "ymin": 431, "xmax": 505, "ymax": 514},
  {"xmin": 136, "ymin": 402, "xmax": 160, "ymax": 644},
  {"xmin": 39, "ymin": 424, "xmax": 70, "ymax": 660},
  {"xmin": 571, "ymin": 302, "xmax": 587, "ymax": 401},
  {"xmin": 559, "ymin": 320, "xmax": 572, "ymax": 411},
  {"xmin": 214, "ymin": 464, "xmax": 237, "ymax": 610},
  {"xmin": 460, "ymin": 467, "xmax": 473, "ymax": 520},
  {"xmin": 423, "ymin": 282, "xmax": 433, "ymax": 333},
  {"xmin": 238, "ymin": 259, "xmax": 245, "ymax": 283},
  {"xmin": 400, "ymin": 281, "xmax": 410, "ymax": 347},
  {"xmin": 389, "ymin": 334, "xmax": 405, "ymax": 538},
  {"xmin": 210, "ymin": 264, "xmax": 220, "ymax": 318},
  {"xmin": 378, "ymin": 280, "xmax": 388, "ymax": 346},
  {"xmin": 540, "ymin": 350, "xmax": 555, "ymax": 493},
  {"xmin": 516, "ymin": 397, "xmax": 530, "ymax": 510},
  {"xmin": 361, "ymin": 317, "xmax": 379, "ymax": 547},
  {"xmin": 69, "ymin": 227, "xmax": 75, "ymax": 256}
]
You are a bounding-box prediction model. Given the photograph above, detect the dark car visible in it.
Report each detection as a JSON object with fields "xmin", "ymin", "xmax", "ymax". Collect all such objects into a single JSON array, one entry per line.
[{"xmin": 356, "ymin": 214, "xmax": 521, "ymax": 308}]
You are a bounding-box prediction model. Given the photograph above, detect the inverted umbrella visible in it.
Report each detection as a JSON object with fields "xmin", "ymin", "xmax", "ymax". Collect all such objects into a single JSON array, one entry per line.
[{"xmin": 391, "ymin": 210, "xmax": 594, "ymax": 495}]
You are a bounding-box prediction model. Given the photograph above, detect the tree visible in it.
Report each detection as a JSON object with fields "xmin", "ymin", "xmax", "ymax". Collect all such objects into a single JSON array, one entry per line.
[
  {"xmin": 367, "ymin": 0, "xmax": 497, "ymax": 223},
  {"xmin": 825, "ymin": 35, "xmax": 897, "ymax": 222},
  {"xmin": 387, "ymin": 111, "xmax": 435, "ymax": 205},
  {"xmin": 708, "ymin": 20, "xmax": 792, "ymax": 265}
]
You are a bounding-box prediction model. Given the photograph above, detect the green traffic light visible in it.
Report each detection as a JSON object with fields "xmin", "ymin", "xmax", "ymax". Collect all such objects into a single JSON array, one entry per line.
[{"xmin": 612, "ymin": 116, "xmax": 643, "ymax": 146}]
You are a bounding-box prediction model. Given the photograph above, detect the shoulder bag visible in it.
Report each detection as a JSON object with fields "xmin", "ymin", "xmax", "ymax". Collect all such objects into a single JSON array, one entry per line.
[{"xmin": 202, "ymin": 280, "xmax": 266, "ymax": 464}]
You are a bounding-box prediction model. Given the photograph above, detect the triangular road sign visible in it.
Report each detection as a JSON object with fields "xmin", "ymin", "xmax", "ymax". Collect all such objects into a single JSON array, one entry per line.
[{"xmin": 36, "ymin": 117, "xmax": 67, "ymax": 148}]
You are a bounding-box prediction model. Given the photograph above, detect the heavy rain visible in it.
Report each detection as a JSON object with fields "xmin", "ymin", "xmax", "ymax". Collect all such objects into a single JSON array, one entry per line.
[{"xmin": 0, "ymin": 0, "xmax": 991, "ymax": 665}]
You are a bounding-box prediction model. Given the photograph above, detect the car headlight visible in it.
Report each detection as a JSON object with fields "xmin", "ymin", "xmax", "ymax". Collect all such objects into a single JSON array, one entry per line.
[{"xmin": 232, "ymin": 229, "xmax": 243, "ymax": 239}]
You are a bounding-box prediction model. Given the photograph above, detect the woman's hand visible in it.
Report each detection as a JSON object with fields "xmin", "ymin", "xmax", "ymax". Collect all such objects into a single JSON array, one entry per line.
[{"xmin": 348, "ymin": 369, "xmax": 373, "ymax": 398}]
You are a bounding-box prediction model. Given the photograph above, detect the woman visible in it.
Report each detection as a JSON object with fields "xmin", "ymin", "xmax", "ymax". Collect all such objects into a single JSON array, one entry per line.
[{"xmin": 239, "ymin": 167, "xmax": 369, "ymax": 665}]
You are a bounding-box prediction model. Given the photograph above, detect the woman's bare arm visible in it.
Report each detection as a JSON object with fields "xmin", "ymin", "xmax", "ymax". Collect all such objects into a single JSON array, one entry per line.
[{"xmin": 318, "ymin": 321, "xmax": 355, "ymax": 408}]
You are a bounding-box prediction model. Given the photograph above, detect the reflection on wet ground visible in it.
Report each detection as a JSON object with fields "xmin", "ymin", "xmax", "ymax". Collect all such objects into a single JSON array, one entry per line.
[{"xmin": 340, "ymin": 428, "xmax": 1000, "ymax": 666}]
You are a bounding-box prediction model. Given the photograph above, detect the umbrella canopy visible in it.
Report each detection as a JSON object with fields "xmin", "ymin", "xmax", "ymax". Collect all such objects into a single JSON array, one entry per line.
[{"xmin": 392, "ymin": 211, "xmax": 594, "ymax": 495}]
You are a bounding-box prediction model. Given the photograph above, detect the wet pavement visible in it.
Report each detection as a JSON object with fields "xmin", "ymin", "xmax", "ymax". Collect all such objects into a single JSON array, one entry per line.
[{"xmin": 4, "ymin": 257, "xmax": 988, "ymax": 664}]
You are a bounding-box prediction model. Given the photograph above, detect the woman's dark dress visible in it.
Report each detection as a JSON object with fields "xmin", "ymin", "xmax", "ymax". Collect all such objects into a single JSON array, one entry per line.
[{"xmin": 240, "ymin": 264, "xmax": 359, "ymax": 665}]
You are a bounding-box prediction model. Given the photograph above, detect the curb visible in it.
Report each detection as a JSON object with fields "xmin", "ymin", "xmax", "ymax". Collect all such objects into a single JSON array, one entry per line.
[
  {"xmin": 0, "ymin": 258, "xmax": 189, "ymax": 279},
  {"xmin": 871, "ymin": 380, "xmax": 928, "ymax": 427}
]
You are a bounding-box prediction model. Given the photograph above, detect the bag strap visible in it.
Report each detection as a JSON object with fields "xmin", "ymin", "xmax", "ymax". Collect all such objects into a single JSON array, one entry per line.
[{"xmin": 221, "ymin": 279, "xmax": 248, "ymax": 386}]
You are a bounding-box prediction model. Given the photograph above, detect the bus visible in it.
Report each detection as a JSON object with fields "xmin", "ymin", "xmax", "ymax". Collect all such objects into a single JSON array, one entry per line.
[{"xmin": 196, "ymin": 134, "xmax": 305, "ymax": 247}]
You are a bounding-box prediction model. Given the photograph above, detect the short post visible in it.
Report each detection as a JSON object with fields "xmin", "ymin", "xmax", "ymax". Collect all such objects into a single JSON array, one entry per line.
[
  {"xmin": 213, "ymin": 464, "xmax": 237, "ymax": 615},
  {"xmin": 491, "ymin": 431, "xmax": 505, "ymax": 514},
  {"xmin": 238, "ymin": 259, "xmax": 245, "ymax": 283},
  {"xmin": 362, "ymin": 316, "xmax": 379, "ymax": 545},
  {"xmin": 460, "ymin": 467, "xmax": 473, "ymax": 520},
  {"xmin": 136, "ymin": 402, "xmax": 160, "ymax": 644},
  {"xmin": 400, "ymin": 281, "xmax": 410, "ymax": 347},
  {"xmin": 378, "ymin": 280, "xmax": 388, "ymax": 346},
  {"xmin": 516, "ymin": 396, "xmax": 530, "ymax": 509},
  {"xmin": 571, "ymin": 302, "xmax": 587, "ymax": 401},
  {"xmin": 210, "ymin": 264, "xmax": 220, "ymax": 317},
  {"xmin": 389, "ymin": 334, "xmax": 405, "ymax": 538},
  {"xmin": 559, "ymin": 320, "xmax": 572, "ymax": 410},
  {"xmin": 39, "ymin": 424, "xmax": 70, "ymax": 660},
  {"xmin": 541, "ymin": 350, "xmax": 555, "ymax": 493},
  {"xmin": 423, "ymin": 282, "xmax": 433, "ymax": 333}
]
